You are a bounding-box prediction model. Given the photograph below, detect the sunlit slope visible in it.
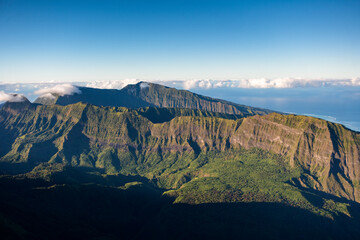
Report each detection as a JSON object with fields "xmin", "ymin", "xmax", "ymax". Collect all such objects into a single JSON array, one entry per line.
[{"xmin": 1, "ymin": 101, "xmax": 359, "ymax": 203}]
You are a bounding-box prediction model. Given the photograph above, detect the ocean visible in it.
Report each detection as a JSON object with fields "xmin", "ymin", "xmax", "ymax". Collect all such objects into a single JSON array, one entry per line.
[{"xmin": 191, "ymin": 86, "xmax": 360, "ymax": 132}]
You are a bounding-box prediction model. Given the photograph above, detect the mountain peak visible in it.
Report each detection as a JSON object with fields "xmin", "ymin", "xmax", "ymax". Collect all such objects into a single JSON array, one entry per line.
[
  {"xmin": 34, "ymin": 93, "xmax": 59, "ymax": 105},
  {"xmin": 3, "ymin": 94, "xmax": 30, "ymax": 105},
  {"xmin": 1, "ymin": 95, "xmax": 32, "ymax": 113},
  {"xmin": 0, "ymin": 93, "xmax": 30, "ymax": 104}
]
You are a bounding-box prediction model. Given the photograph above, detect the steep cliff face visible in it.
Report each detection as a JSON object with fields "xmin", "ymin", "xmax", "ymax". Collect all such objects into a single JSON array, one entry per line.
[
  {"xmin": 231, "ymin": 114, "xmax": 360, "ymax": 201},
  {"xmin": 149, "ymin": 114, "xmax": 360, "ymax": 201},
  {"xmin": 122, "ymin": 82, "xmax": 272, "ymax": 116},
  {"xmin": 1, "ymin": 102, "xmax": 359, "ymax": 202}
]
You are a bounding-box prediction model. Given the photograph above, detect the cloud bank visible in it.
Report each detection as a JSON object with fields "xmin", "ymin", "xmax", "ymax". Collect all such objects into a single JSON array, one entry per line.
[
  {"xmin": 182, "ymin": 78, "xmax": 360, "ymax": 89},
  {"xmin": 0, "ymin": 91, "xmax": 27, "ymax": 103},
  {"xmin": 34, "ymin": 84, "xmax": 81, "ymax": 98},
  {"xmin": 1, "ymin": 78, "xmax": 360, "ymax": 103}
]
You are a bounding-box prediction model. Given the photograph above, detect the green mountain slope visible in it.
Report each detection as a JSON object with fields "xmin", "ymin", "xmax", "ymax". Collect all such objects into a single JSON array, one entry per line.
[
  {"xmin": 1, "ymin": 100, "xmax": 360, "ymax": 239},
  {"xmin": 34, "ymin": 82, "xmax": 272, "ymax": 116},
  {"xmin": 1, "ymin": 101, "xmax": 359, "ymax": 202}
]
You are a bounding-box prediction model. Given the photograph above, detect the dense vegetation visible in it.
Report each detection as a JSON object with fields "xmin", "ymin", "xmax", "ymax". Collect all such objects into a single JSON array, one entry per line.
[
  {"xmin": 1, "ymin": 149, "xmax": 360, "ymax": 239},
  {"xmin": 1, "ymin": 83, "xmax": 360, "ymax": 239},
  {"xmin": 1, "ymin": 100, "xmax": 359, "ymax": 202}
]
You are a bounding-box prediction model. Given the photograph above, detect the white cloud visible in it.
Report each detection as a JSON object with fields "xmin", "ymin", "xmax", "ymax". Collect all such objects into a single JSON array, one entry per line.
[
  {"xmin": 350, "ymin": 77, "xmax": 360, "ymax": 86},
  {"xmin": 34, "ymin": 84, "xmax": 81, "ymax": 97},
  {"xmin": 182, "ymin": 78, "xmax": 360, "ymax": 89},
  {"xmin": 139, "ymin": 82, "xmax": 150, "ymax": 89},
  {"xmin": 38, "ymin": 93, "xmax": 57, "ymax": 100},
  {"xmin": 85, "ymin": 79, "xmax": 141, "ymax": 89},
  {"xmin": 0, "ymin": 91, "xmax": 27, "ymax": 103},
  {"xmin": 183, "ymin": 79, "xmax": 204, "ymax": 90}
]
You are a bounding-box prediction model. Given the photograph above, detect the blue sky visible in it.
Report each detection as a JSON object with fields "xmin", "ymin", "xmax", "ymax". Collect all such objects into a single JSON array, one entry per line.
[{"xmin": 0, "ymin": 0, "xmax": 360, "ymax": 82}]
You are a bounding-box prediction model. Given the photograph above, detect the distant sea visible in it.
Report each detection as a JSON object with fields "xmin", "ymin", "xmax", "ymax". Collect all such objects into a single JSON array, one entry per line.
[{"xmin": 191, "ymin": 87, "xmax": 360, "ymax": 132}]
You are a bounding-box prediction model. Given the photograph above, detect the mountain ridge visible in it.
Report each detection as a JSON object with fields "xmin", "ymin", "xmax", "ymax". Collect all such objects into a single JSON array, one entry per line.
[{"xmin": 34, "ymin": 82, "xmax": 273, "ymax": 117}]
